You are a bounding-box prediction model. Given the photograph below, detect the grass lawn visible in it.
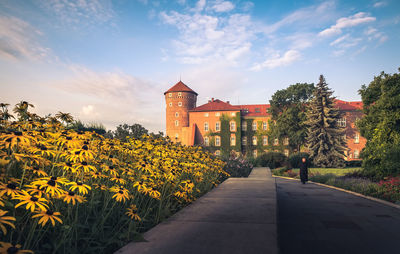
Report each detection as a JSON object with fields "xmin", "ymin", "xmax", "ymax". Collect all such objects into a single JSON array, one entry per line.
[{"xmin": 290, "ymin": 167, "xmax": 361, "ymax": 176}]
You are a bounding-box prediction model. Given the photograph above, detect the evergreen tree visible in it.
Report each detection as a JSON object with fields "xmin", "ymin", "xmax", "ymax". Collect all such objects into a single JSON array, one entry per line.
[{"xmin": 306, "ymin": 75, "xmax": 347, "ymax": 167}]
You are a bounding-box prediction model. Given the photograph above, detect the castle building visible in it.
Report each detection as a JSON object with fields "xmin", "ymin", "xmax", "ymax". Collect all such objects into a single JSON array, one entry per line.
[{"xmin": 164, "ymin": 81, "xmax": 365, "ymax": 160}]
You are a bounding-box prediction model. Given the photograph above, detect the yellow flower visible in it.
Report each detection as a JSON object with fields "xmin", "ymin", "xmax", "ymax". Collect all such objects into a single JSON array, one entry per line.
[
  {"xmin": 0, "ymin": 209, "xmax": 16, "ymax": 235},
  {"xmin": 30, "ymin": 176, "xmax": 68, "ymax": 197},
  {"xmin": 32, "ymin": 209, "xmax": 63, "ymax": 227},
  {"xmin": 25, "ymin": 165, "xmax": 48, "ymax": 177},
  {"xmin": 0, "ymin": 131, "xmax": 32, "ymax": 149},
  {"xmin": 0, "ymin": 242, "xmax": 33, "ymax": 254},
  {"xmin": 0, "ymin": 182, "xmax": 22, "ymax": 198},
  {"xmin": 61, "ymin": 191, "xmax": 84, "ymax": 205},
  {"xmin": 73, "ymin": 161, "xmax": 97, "ymax": 173},
  {"xmin": 67, "ymin": 181, "xmax": 91, "ymax": 195},
  {"xmin": 13, "ymin": 190, "xmax": 49, "ymax": 212},
  {"xmin": 110, "ymin": 175, "xmax": 126, "ymax": 185},
  {"xmin": 110, "ymin": 186, "xmax": 129, "ymax": 203},
  {"xmin": 125, "ymin": 204, "xmax": 141, "ymax": 221}
]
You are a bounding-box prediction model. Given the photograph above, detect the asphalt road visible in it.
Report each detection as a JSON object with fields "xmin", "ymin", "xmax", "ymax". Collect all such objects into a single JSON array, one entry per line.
[{"xmin": 276, "ymin": 177, "xmax": 400, "ymax": 254}]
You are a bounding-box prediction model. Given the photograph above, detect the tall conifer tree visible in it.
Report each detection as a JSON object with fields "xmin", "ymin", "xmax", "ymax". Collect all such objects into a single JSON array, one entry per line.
[{"xmin": 306, "ymin": 75, "xmax": 347, "ymax": 167}]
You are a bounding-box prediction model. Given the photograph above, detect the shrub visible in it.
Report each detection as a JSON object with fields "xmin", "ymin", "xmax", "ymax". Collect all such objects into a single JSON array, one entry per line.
[
  {"xmin": 288, "ymin": 152, "xmax": 310, "ymax": 168},
  {"xmin": 378, "ymin": 176, "xmax": 400, "ymax": 202},
  {"xmin": 256, "ymin": 152, "xmax": 287, "ymax": 169},
  {"xmin": 345, "ymin": 160, "xmax": 362, "ymax": 167},
  {"xmin": 223, "ymin": 155, "xmax": 253, "ymax": 177},
  {"xmin": 309, "ymin": 173, "xmax": 337, "ymax": 184}
]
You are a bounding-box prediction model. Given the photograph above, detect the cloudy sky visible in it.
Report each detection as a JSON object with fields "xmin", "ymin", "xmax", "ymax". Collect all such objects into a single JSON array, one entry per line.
[{"xmin": 1, "ymin": 0, "xmax": 399, "ymax": 132}]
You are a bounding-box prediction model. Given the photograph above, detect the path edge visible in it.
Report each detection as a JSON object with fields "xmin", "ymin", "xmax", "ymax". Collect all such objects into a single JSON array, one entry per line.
[{"xmin": 273, "ymin": 175, "xmax": 400, "ymax": 210}]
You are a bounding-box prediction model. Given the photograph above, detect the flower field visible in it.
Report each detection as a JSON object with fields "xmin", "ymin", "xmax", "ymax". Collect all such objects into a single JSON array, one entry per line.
[{"xmin": 0, "ymin": 115, "xmax": 227, "ymax": 253}]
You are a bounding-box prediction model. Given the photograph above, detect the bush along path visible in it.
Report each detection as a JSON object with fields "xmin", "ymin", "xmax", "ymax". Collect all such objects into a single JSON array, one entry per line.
[
  {"xmin": 0, "ymin": 119, "xmax": 227, "ymax": 253},
  {"xmin": 276, "ymin": 177, "xmax": 400, "ymax": 254}
]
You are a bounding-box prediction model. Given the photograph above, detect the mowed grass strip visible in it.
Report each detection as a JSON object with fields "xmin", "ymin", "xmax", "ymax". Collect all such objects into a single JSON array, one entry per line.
[{"xmin": 290, "ymin": 167, "xmax": 361, "ymax": 176}]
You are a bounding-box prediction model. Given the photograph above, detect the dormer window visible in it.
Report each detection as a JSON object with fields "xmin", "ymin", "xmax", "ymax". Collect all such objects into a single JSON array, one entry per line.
[{"xmin": 255, "ymin": 108, "xmax": 260, "ymax": 113}]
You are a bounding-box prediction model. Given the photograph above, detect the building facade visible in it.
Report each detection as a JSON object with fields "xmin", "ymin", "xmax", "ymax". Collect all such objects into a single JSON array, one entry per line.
[{"xmin": 165, "ymin": 81, "xmax": 365, "ymax": 160}]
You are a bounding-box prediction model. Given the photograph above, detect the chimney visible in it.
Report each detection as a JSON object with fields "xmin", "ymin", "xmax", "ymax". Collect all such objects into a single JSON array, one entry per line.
[
  {"xmin": 226, "ymin": 101, "xmax": 230, "ymax": 104},
  {"xmin": 211, "ymin": 98, "xmax": 214, "ymax": 102}
]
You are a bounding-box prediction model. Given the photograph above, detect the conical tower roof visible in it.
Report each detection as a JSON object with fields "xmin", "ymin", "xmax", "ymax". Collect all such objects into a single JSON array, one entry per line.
[{"xmin": 164, "ymin": 81, "xmax": 198, "ymax": 95}]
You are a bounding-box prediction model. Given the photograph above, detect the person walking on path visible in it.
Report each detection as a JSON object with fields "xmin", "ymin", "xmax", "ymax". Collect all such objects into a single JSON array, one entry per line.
[{"xmin": 299, "ymin": 157, "xmax": 308, "ymax": 184}]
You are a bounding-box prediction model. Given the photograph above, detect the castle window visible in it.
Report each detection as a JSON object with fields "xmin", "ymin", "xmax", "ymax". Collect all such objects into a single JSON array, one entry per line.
[
  {"xmin": 204, "ymin": 122, "xmax": 209, "ymax": 131},
  {"xmin": 274, "ymin": 138, "xmax": 279, "ymax": 146},
  {"xmin": 338, "ymin": 117, "xmax": 346, "ymax": 127},
  {"xmin": 242, "ymin": 121, "xmax": 247, "ymax": 131},
  {"xmin": 178, "ymin": 102, "xmax": 182, "ymax": 107},
  {"xmin": 231, "ymin": 112, "xmax": 236, "ymax": 116},
  {"xmin": 253, "ymin": 150, "xmax": 257, "ymax": 158},
  {"xmin": 175, "ymin": 120, "xmax": 179, "ymax": 126},
  {"xmin": 284, "ymin": 149, "xmax": 289, "ymax": 157},
  {"xmin": 255, "ymin": 108, "xmax": 260, "ymax": 113},
  {"xmin": 252, "ymin": 121, "xmax": 257, "ymax": 131},
  {"xmin": 204, "ymin": 137, "xmax": 209, "ymax": 146},
  {"xmin": 354, "ymin": 149, "xmax": 359, "ymax": 159},
  {"xmin": 175, "ymin": 112, "xmax": 179, "ymax": 117},
  {"xmin": 215, "ymin": 150, "xmax": 221, "ymax": 156},
  {"xmin": 178, "ymin": 92, "xmax": 182, "ymax": 96},
  {"xmin": 204, "ymin": 113, "xmax": 209, "ymax": 117},
  {"xmin": 215, "ymin": 112, "xmax": 220, "ymax": 117},
  {"xmin": 215, "ymin": 136, "xmax": 221, "ymax": 146},
  {"xmin": 262, "ymin": 121, "xmax": 267, "ymax": 130},
  {"xmin": 283, "ymin": 138, "xmax": 289, "ymax": 145},
  {"xmin": 354, "ymin": 133, "xmax": 359, "ymax": 144},
  {"xmin": 230, "ymin": 135, "xmax": 236, "ymax": 146},
  {"xmin": 169, "ymin": 93, "xmax": 172, "ymax": 97},
  {"xmin": 252, "ymin": 136, "xmax": 257, "ymax": 145},
  {"xmin": 230, "ymin": 121, "xmax": 236, "ymax": 131},
  {"xmin": 263, "ymin": 136, "xmax": 268, "ymax": 146},
  {"xmin": 215, "ymin": 122, "xmax": 220, "ymax": 131},
  {"xmin": 242, "ymin": 136, "xmax": 247, "ymax": 145},
  {"xmin": 169, "ymin": 102, "xmax": 172, "ymax": 107}
]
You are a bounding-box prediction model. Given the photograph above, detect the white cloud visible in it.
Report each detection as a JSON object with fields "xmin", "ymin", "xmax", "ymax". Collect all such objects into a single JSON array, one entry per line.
[
  {"xmin": 373, "ymin": 1, "xmax": 387, "ymax": 8},
  {"xmin": 160, "ymin": 9, "xmax": 255, "ymax": 65},
  {"xmin": 263, "ymin": 1, "xmax": 335, "ymax": 34},
  {"xmin": 37, "ymin": 0, "xmax": 114, "ymax": 28},
  {"xmin": 212, "ymin": 1, "xmax": 235, "ymax": 12},
  {"xmin": 0, "ymin": 15, "xmax": 50, "ymax": 61},
  {"xmin": 330, "ymin": 34, "xmax": 350, "ymax": 46},
  {"xmin": 364, "ymin": 27, "xmax": 388, "ymax": 44},
  {"xmin": 194, "ymin": 0, "xmax": 206, "ymax": 12},
  {"xmin": 251, "ymin": 50, "xmax": 301, "ymax": 70},
  {"xmin": 81, "ymin": 105, "xmax": 97, "ymax": 116},
  {"xmin": 319, "ymin": 12, "xmax": 376, "ymax": 37}
]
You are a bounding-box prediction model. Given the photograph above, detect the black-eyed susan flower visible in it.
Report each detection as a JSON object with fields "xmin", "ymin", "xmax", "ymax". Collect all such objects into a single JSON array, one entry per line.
[
  {"xmin": 125, "ymin": 204, "xmax": 141, "ymax": 221},
  {"xmin": 13, "ymin": 190, "xmax": 49, "ymax": 212},
  {"xmin": 25, "ymin": 165, "xmax": 48, "ymax": 177},
  {"xmin": 61, "ymin": 191, "xmax": 84, "ymax": 205},
  {"xmin": 0, "ymin": 209, "xmax": 16, "ymax": 235},
  {"xmin": 0, "ymin": 242, "xmax": 33, "ymax": 254},
  {"xmin": 31, "ymin": 176, "xmax": 68, "ymax": 197},
  {"xmin": 0, "ymin": 182, "xmax": 21, "ymax": 198},
  {"xmin": 32, "ymin": 209, "xmax": 62, "ymax": 227},
  {"xmin": 110, "ymin": 186, "xmax": 129, "ymax": 203},
  {"xmin": 74, "ymin": 161, "xmax": 97, "ymax": 173},
  {"xmin": 67, "ymin": 181, "xmax": 91, "ymax": 195},
  {"xmin": 25, "ymin": 184, "xmax": 46, "ymax": 198},
  {"xmin": 0, "ymin": 131, "xmax": 32, "ymax": 149},
  {"xmin": 110, "ymin": 175, "xmax": 126, "ymax": 185}
]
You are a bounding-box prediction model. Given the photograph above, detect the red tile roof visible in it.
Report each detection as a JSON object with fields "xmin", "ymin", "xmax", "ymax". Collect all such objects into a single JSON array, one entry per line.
[
  {"xmin": 191, "ymin": 99, "xmax": 240, "ymax": 112},
  {"xmin": 235, "ymin": 104, "xmax": 270, "ymax": 117},
  {"xmin": 334, "ymin": 100, "xmax": 363, "ymax": 110},
  {"xmin": 164, "ymin": 81, "xmax": 198, "ymax": 95}
]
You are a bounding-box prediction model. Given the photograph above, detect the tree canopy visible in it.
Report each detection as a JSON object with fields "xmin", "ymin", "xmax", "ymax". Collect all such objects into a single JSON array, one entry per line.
[
  {"xmin": 357, "ymin": 68, "xmax": 400, "ymax": 177},
  {"xmin": 268, "ymin": 83, "xmax": 315, "ymax": 151},
  {"xmin": 305, "ymin": 75, "xmax": 346, "ymax": 167}
]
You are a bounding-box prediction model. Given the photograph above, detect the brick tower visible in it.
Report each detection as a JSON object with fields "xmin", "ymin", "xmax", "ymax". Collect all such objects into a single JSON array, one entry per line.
[{"xmin": 164, "ymin": 81, "xmax": 197, "ymax": 143}]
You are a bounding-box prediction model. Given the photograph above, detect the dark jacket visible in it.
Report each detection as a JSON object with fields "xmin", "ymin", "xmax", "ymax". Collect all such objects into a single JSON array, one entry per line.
[{"xmin": 299, "ymin": 161, "xmax": 308, "ymax": 182}]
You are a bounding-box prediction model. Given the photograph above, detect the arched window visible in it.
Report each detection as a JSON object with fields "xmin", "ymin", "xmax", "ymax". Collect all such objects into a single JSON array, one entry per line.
[
  {"xmin": 215, "ymin": 136, "xmax": 221, "ymax": 146},
  {"xmin": 230, "ymin": 135, "xmax": 236, "ymax": 146},
  {"xmin": 204, "ymin": 122, "xmax": 209, "ymax": 131},
  {"xmin": 175, "ymin": 120, "xmax": 179, "ymax": 126},
  {"xmin": 215, "ymin": 121, "xmax": 220, "ymax": 131},
  {"xmin": 175, "ymin": 112, "xmax": 179, "ymax": 117}
]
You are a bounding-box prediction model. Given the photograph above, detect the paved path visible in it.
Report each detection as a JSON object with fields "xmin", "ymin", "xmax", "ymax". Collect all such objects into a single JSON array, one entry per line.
[
  {"xmin": 276, "ymin": 177, "xmax": 400, "ymax": 254},
  {"xmin": 116, "ymin": 167, "xmax": 278, "ymax": 254}
]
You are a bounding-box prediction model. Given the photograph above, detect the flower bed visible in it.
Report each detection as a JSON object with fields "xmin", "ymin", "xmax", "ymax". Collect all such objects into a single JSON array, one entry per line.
[{"xmin": 0, "ymin": 120, "xmax": 226, "ymax": 253}]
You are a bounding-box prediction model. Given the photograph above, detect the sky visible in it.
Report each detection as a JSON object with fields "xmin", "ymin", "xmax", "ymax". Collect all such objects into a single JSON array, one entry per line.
[{"xmin": 1, "ymin": 0, "xmax": 399, "ymax": 133}]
